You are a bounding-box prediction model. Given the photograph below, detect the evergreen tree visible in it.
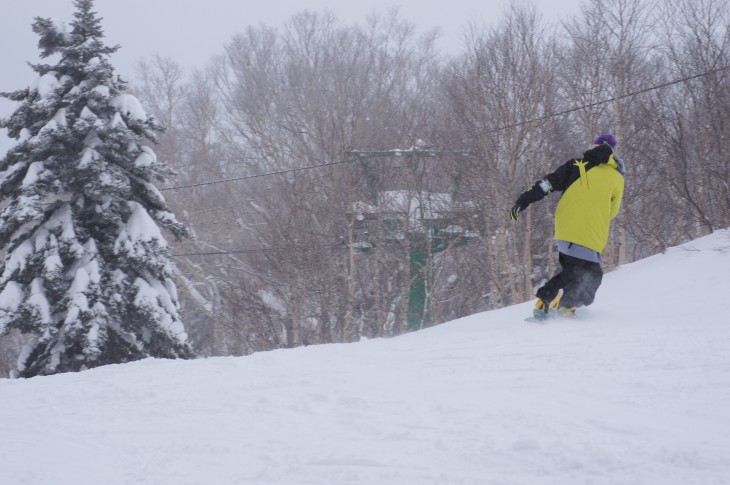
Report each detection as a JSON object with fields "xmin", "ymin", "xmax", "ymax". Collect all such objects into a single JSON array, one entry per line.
[{"xmin": 0, "ymin": 0, "xmax": 193, "ymax": 377}]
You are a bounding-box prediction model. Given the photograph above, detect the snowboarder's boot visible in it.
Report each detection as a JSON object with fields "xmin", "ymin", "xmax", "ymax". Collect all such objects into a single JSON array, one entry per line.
[
  {"xmin": 547, "ymin": 292, "xmax": 562, "ymax": 317},
  {"xmin": 533, "ymin": 295, "xmax": 558, "ymax": 320},
  {"xmin": 547, "ymin": 291, "xmax": 576, "ymax": 318},
  {"xmin": 556, "ymin": 306, "xmax": 577, "ymax": 318},
  {"xmin": 533, "ymin": 299, "xmax": 550, "ymax": 320}
]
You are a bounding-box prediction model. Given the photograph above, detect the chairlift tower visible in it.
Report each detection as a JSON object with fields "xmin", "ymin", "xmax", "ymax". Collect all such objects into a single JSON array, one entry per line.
[{"xmin": 346, "ymin": 148, "xmax": 477, "ymax": 331}]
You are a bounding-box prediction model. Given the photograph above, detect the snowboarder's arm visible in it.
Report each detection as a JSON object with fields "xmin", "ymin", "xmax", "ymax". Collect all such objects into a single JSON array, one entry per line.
[{"xmin": 512, "ymin": 160, "xmax": 574, "ymax": 214}]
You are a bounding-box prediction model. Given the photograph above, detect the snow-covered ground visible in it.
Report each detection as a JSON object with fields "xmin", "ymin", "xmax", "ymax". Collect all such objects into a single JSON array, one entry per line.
[{"xmin": 1, "ymin": 229, "xmax": 729, "ymax": 485}]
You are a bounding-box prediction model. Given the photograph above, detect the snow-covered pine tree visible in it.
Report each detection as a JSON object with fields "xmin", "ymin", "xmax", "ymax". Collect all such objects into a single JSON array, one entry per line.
[{"xmin": 0, "ymin": 0, "xmax": 193, "ymax": 377}]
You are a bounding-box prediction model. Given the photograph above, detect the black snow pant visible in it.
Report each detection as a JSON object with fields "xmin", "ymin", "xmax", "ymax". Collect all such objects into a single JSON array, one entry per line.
[{"xmin": 535, "ymin": 252, "xmax": 603, "ymax": 308}]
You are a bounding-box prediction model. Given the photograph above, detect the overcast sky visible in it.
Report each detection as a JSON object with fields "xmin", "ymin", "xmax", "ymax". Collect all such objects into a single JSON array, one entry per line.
[{"xmin": 0, "ymin": 0, "xmax": 582, "ymax": 151}]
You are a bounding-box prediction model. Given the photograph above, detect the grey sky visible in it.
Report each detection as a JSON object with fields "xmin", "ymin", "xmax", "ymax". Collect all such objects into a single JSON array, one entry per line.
[{"xmin": 0, "ymin": 0, "xmax": 582, "ymax": 151}]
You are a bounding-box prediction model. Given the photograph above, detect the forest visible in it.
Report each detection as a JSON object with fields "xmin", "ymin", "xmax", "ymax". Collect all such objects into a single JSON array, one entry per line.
[{"xmin": 1, "ymin": 0, "xmax": 728, "ymax": 375}]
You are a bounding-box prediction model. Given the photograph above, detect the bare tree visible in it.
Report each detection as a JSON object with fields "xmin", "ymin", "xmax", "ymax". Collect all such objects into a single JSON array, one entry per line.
[
  {"xmin": 133, "ymin": 56, "xmax": 237, "ymax": 356},
  {"xmin": 651, "ymin": 0, "xmax": 730, "ymax": 238},
  {"xmin": 115, "ymin": 2, "xmax": 729, "ymax": 362},
  {"xmin": 208, "ymin": 10, "xmax": 443, "ymax": 346},
  {"xmin": 442, "ymin": 3, "xmax": 558, "ymax": 307},
  {"xmin": 559, "ymin": 0, "xmax": 658, "ymax": 265}
]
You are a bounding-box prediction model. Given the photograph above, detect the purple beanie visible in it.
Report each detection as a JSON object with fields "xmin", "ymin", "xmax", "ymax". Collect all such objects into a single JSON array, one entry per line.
[{"xmin": 593, "ymin": 133, "xmax": 617, "ymax": 149}]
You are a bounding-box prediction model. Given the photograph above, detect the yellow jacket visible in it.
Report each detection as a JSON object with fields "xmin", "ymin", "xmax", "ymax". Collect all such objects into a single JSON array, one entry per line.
[
  {"xmin": 515, "ymin": 143, "xmax": 625, "ymax": 253},
  {"xmin": 554, "ymin": 156, "xmax": 624, "ymax": 252}
]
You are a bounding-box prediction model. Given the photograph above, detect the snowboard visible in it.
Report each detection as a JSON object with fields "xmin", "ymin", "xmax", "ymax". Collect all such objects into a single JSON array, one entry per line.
[
  {"xmin": 525, "ymin": 308, "xmax": 553, "ymax": 323},
  {"xmin": 525, "ymin": 312, "xmax": 580, "ymax": 323}
]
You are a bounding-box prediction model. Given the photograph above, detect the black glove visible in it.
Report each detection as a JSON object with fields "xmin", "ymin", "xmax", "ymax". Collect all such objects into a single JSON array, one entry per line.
[
  {"xmin": 510, "ymin": 176, "xmax": 553, "ymax": 222},
  {"xmin": 509, "ymin": 194, "xmax": 529, "ymax": 221}
]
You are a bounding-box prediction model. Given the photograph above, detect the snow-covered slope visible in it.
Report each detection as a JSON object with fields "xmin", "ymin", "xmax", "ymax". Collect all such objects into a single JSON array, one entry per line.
[{"xmin": 1, "ymin": 230, "xmax": 729, "ymax": 485}]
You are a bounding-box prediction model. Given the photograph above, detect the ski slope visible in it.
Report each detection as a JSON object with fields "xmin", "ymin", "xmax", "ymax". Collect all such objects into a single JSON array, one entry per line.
[{"xmin": 1, "ymin": 229, "xmax": 729, "ymax": 485}]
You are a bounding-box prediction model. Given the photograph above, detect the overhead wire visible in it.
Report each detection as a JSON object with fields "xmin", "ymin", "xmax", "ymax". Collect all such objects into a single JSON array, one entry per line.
[
  {"xmin": 165, "ymin": 65, "xmax": 729, "ymax": 259},
  {"xmin": 172, "ymin": 245, "xmax": 345, "ymax": 258},
  {"xmin": 160, "ymin": 158, "xmax": 358, "ymax": 192},
  {"xmin": 160, "ymin": 65, "xmax": 729, "ymax": 194},
  {"xmin": 476, "ymin": 64, "xmax": 730, "ymax": 135}
]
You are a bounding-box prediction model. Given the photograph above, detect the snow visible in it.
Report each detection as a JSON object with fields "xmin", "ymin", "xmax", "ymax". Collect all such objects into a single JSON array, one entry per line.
[
  {"xmin": 0, "ymin": 281, "xmax": 24, "ymax": 310},
  {"xmin": 79, "ymin": 146, "xmax": 99, "ymax": 168},
  {"xmin": 14, "ymin": 336, "xmax": 39, "ymax": 376},
  {"xmin": 50, "ymin": 18, "xmax": 73, "ymax": 44},
  {"xmin": 116, "ymin": 201, "xmax": 168, "ymax": 250},
  {"xmin": 0, "ymin": 229, "xmax": 729, "ymax": 485},
  {"xmin": 0, "ymin": 163, "xmax": 24, "ymax": 187},
  {"xmin": 37, "ymin": 72, "xmax": 60, "ymax": 98},
  {"xmin": 54, "ymin": 203, "xmax": 78, "ymax": 243},
  {"xmin": 134, "ymin": 146, "xmax": 156, "ymax": 168},
  {"xmin": 80, "ymin": 106, "xmax": 98, "ymax": 120},
  {"xmin": 21, "ymin": 161, "xmax": 47, "ymax": 187},
  {"xmin": 0, "ymin": 281, "xmax": 25, "ymax": 332},
  {"xmin": 1, "ymin": 203, "xmax": 80, "ymax": 285},
  {"xmin": 18, "ymin": 128, "xmax": 31, "ymax": 143},
  {"xmin": 110, "ymin": 93, "xmax": 147, "ymax": 121},
  {"xmin": 110, "ymin": 111, "xmax": 126, "ymax": 129},
  {"xmin": 93, "ymin": 85, "xmax": 110, "ymax": 97},
  {"xmin": 53, "ymin": 107, "xmax": 68, "ymax": 127},
  {"xmin": 27, "ymin": 277, "xmax": 53, "ymax": 326},
  {"xmin": 42, "ymin": 235, "xmax": 62, "ymax": 276},
  {"xmin": 0, "ymin": 234, "xmax": 34, "ymax": 284},
  {"xmin": 38, "ymin": 114, "xmax": 62, "ymax": 136},
  {"xmin": 64, "ymin": 267, "xmax": 92, "ymax": 325},
  {"xmin": 133, "ymin": 277, "xmax": 187, "ymax": 343},
  {"xmin": 83, "ymin": 128, "xmax": 102, "ymax": 148},
  {"xmin": 85, "ymin": 302, "xmax": 110, "ymax": 360}
]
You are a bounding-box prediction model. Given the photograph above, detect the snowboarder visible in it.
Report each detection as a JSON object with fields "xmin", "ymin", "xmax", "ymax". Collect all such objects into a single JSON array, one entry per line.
[{"xmin": 509, "ymin": 133, "xmax": 625, "ymax": 320}]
